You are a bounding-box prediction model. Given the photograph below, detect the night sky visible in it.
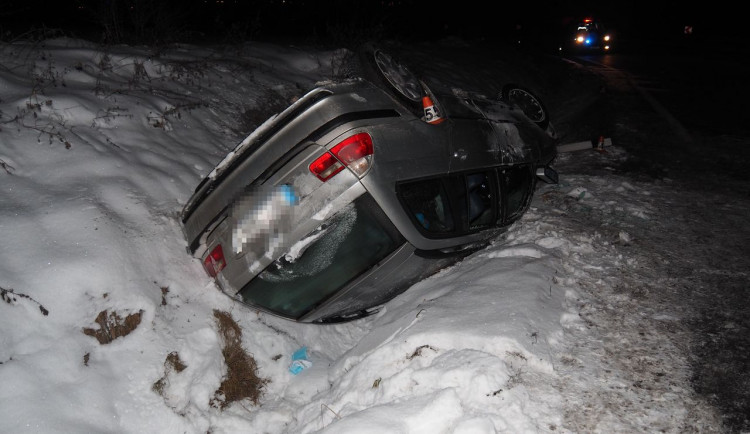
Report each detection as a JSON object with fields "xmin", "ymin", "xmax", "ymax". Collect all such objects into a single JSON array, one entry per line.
[{"xmin": 0, "ymin": 0, "xmax": 742, "ymax": 48}]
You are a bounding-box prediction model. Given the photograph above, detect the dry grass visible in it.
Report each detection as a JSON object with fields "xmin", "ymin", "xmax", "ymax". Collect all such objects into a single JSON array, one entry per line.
[
  {"xmin": 165, "ymin": 351, "xmax": 187, "ymax": 373},
  {"xmin": 82, "ymin": 309, "xmax": 143, "ymax": 344},
  {"xmin": 152, "ymin": 377, "xmax": 167, "ymax": 396},
  {"xmin": 152, "ymin": 351, "xmax": 188, "ymax": 397},
  {"xmin": 407, "ymin": 345, "xmax": 437, "ymax": 360},
  {"xmin": 1, "ymin": 286, "xmax": 49, "ymax": 316},
  {"xmin": 211, "ymin": 310, "xmax": 269, "ymax": 409},
  {"xmin": 160, "ymin": 286, "xmax": 169, "ymax": 306}
]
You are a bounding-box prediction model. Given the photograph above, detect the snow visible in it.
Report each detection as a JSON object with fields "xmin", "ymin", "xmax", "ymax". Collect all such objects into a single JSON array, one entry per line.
[{"xmin": 0, "ymin": 38, "xmax": 727, "ymax": 433}]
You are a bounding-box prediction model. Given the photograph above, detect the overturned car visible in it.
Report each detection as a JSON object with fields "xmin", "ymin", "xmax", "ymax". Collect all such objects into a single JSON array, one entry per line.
[{"xmin": 180, "ymin": 46, "xmax": 559, "ymax": 323}]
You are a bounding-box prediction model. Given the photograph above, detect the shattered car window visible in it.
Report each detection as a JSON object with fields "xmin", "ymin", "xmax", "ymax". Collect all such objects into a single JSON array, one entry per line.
[{"xmin": 237, "ymin": 194, "xmax": 404, "ymax": 319}]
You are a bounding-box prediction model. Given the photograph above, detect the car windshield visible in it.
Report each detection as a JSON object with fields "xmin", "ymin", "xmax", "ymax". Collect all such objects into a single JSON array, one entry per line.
[{"xmin": 237, "ymin": 194, "xmax": 404, "ymax": 319}]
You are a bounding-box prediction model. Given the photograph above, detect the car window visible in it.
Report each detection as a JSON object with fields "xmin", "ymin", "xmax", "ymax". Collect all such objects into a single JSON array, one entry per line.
[
  {"xmin": 237, "ymin": 194, "xmax": 404, "ymax": 319},
  {"xmin": 399, "ymin": 166, "xmax": 531, "ymax": 238},
  {"xmin": 466, "ymin": 172, "xmax": 494, "ymax": 229},
  {"xmin": 397, "ymin": 178, "xmax": 455, "ymax": 233},
  {"xmin": 398, "ymin": 170, "xmax": 496, "ymax": 237},
  {"xmin": 501, "ymin": 166, "xmax": 533, "ymax": 222}
]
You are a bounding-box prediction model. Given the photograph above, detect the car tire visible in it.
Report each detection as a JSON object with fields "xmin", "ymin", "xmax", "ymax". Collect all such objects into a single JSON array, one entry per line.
[
  {"xmin": 501, "ymin": 84, "xmax": 550, "ymax": 130},
  {"xmin": 356, "ymin": 44, "xmax": 425, "ymax": 117}
]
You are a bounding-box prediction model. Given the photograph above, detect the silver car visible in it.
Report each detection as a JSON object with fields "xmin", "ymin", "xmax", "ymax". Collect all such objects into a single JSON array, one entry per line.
[{"xmin": 180, "ymin": 46, "xmax": 559, "ymax": 323}]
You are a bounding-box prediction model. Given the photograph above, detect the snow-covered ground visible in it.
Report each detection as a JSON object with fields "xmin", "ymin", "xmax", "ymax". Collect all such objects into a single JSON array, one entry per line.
[{"xmin": 0, "ymin": 37, "xmax": 743, "ymax": 433}]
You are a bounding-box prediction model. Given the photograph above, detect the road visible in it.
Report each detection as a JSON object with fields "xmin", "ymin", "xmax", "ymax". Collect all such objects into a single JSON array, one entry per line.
[
  {"xmin": 562, "ymin": 47, "xmax": 750, "ymax": 184},
  {"xmin": 562, "ymin": 47, "xmax": 750, "ymax": 433}
]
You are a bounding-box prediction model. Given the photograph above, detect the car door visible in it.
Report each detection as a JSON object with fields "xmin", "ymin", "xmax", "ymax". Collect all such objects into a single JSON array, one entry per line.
[{"xmin": 447, "ymin": 118, "xmax": 503, "ymax": 173}]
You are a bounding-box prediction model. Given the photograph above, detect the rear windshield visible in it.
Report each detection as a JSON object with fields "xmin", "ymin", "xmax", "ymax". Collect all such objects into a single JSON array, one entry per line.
[{"xmin": 237, "ymin": 193, "xmax": 404, "ymax": 319}]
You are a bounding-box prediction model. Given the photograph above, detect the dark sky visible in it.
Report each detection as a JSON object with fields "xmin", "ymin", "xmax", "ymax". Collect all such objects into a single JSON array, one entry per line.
[{"xmin": 0, "ymin": 0, "xmax": 743, "ymax": 47}]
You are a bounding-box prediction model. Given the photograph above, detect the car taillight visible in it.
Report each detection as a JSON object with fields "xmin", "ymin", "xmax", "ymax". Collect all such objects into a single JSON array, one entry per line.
[
  {"xmin": 309, "ymin": 152, "xmax": 344, "ymax": 182},
  {"xmin": 309, "ymin": 132, "xmax": 373, "ymax": 181},
  {"xmin": 203, "ymin": 244, "xmax": 226, "ymax": 277}
]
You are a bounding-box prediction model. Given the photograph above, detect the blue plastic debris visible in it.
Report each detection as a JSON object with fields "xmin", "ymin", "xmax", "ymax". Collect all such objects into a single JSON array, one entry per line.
[{"xmin": 289, "ymin": 346, "xmax": 312, "ymax": 375}]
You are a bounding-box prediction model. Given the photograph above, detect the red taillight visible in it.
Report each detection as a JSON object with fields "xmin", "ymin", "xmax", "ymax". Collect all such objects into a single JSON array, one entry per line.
[
  {"xmin": 309, "ymin": 152, "xmax": 345, "ymax": 182},
  {"xmin": 331, "ymin": 133, "xmax": 373, "ymax": 165},
  {"xmin": 309, "ymin": 132, "xmax": 373, "ymax": 182},
  {"xmin": 203, "ymin": 244, "xmax": 226, "ymax": 278}
]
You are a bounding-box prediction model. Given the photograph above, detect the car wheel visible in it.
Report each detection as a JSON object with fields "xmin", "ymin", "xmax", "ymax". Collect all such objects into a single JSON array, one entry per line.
[
  {"xmin": 356, "ymin": 44, "xmax": 424, "ymax": 116},
  {"xmin": 501, "ymin": 84, "xmax": 550, "ymax": 130}
]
